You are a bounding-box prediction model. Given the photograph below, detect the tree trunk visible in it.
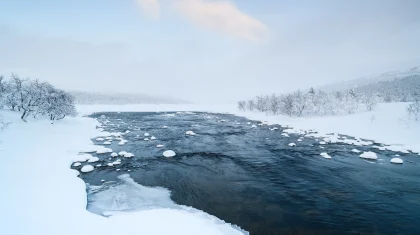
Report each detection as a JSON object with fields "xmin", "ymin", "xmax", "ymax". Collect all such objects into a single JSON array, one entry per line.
[{"xmin": 21, "ymin": 110, "xmax": 27, "ymax": 122}]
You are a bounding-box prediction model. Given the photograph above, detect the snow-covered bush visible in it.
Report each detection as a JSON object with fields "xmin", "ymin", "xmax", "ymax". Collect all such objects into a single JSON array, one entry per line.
[
  {"xmin": 0, "ymin": 74, "xmax": 77, "ymax": 121},
  {"xmin": 407, "ymin": 99, "xmax": 420, "ymax": 121},
  {"xmin": 238, "ymin": 88, "xmax": 378, "ymax": 117}
]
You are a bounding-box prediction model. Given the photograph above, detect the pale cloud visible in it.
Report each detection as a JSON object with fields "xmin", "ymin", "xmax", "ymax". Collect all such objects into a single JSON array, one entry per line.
[
  {"xmin": 136, "ymin": 0, "xmax": 160, "ymax": 19},
  {"xmin": 174, "ymin": 0, "xmax": 268, "ymax": 41}
]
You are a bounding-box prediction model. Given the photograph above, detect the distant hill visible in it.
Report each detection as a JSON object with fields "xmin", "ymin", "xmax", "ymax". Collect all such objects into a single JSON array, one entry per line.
[
  {"xmin": 318, "ymin": 66, "xmax": 420, "ymax": 93},
  {"xmin": 318, "ymin": 66, "xmax": 420, "ymax": 102},
  {"xmin": 71, "ymin": 91, "xmax": 191, "ymax": 105}
]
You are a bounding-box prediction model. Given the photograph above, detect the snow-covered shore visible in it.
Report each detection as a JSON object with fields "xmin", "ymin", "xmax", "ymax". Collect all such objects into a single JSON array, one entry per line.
[
  {"xmin": 0, "ymin": 110, "xmax": 246, "ymax": 235},
  {"xmin": 78, "ymin": 102, "xmax": 420, "ymax": 153}
]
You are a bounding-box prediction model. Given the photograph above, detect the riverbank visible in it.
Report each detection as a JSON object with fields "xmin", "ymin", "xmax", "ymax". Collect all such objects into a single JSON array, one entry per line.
[
  {"xmin": 0, "ymin": 110, "xmax": 246, "ymax": 235},
  {"xmin": 77, "ymin": 102, "xmax": 420, "ymax": 154}
]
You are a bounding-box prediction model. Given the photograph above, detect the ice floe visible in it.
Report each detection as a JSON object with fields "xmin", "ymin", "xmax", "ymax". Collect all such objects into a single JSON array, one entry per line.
[{"xmin": 163, "ymin": 150, "xmax": 176, "ymax": 158}]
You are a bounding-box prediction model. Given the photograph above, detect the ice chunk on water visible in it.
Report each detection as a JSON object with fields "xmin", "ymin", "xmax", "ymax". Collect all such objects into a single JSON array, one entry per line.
[
  {"xmin": 163, "ymin": 150, "xmax": 176, "ymax": 157},
  {"xmin": 87, "ymin": 174, "xmax": 175, "ymax": 216},
  {"xmin": 359, "ymin": 151, "xmax": 378, "ymax": 160},
  {"xmin": 320, "ymin": 152, "xmax": 331, "ymax": 159},
  {"xmin": 390, "ymin": 158, "xmax": 403, "ymax": 164},
  {"xmin": 88, "ymin": 157, "xmax": 100, "ymax": 163}
]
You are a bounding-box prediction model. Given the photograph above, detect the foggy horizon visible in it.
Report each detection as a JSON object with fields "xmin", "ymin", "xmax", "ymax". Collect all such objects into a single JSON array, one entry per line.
[{"xmin": 1, "ymin": 0, "xmax": 420, "ymax": 103}]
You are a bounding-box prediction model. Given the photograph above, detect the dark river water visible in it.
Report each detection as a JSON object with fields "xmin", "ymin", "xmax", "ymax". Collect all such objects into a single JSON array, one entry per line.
[{"xmin": 73, "ymin": 112, "xmax": 420, "ymax": 235}]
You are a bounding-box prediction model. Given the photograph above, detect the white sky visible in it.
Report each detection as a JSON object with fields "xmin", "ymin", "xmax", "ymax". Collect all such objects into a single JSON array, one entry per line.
[{"xmin": 0, "ymin": 0, "xmax": 419, "ymax": 103}]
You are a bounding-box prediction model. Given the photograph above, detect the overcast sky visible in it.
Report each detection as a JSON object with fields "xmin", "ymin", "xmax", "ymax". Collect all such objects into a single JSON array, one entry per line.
[{"xmin": 1, "ymin": 0, "xmax": 419, "ymax": 103}]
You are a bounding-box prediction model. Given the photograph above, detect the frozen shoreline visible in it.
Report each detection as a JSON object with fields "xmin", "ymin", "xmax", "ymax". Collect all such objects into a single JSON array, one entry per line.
[{"xmin": 0, "ymin": 110, "xmax": 246, "ymax": 235}]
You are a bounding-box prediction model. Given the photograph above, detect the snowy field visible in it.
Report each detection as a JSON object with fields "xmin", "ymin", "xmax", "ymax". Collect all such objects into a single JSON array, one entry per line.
[{"xmin": 1, "ymin": 102, "xmax": 419, "ymax": 235}]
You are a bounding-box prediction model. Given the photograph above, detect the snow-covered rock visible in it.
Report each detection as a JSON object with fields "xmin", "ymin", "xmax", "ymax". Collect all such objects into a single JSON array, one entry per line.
[
  {"xmin": 162, "ymin": 126, "xmax": 168, "ymax": 129},
  {"xmin": 96, "ymin": 148, "xmax": 113, "ymax": 154},
  {"xmin": 96, "ymin": 164, "xmax": 102, "ymax": 167},
  {"xmin": 144, "ymin": 138, "xmax": 149, "ymax": 141},
  {"xmin": 110, "ymin": 152, "xmax": 118, "ymax": 157},
  {"xmin": 281, "ymin": 133, "xmax": 289, "ymax": 137},
  {"xmin": 150, "ymin": 136, "xmax": 157, "ymax": 140},
  {"xmin": 96, "ymin": 137, "xmax": 104, "ymax": 141},
  {"xmin": 320, "ymin": 152, "xmax": 331, "ymax": 159},
  {"xmin": 73, "ymin": 162, "xmax": 81, "ymax": 167},
  {"xmin": 112, "ymin": 161, "xmax": 121, "ymax": 165},
  {"xmin": 80, "ymin": 165, "xmax": 94, "ymax": 173},
  {"xmin": 297, "ymin": 139, "xmax": 303, "ymax": 142},
  {"xmin": 359, "ymin": 151, "xmax": 378, "ymax": 160},
  {"xmin": 185, "ymin": 131, "xmax": 196, "ymax": 136},
  {"xmin": 106, "ymin": 137, "xmax": 113, "ymax": 140},
  {"xmin": 390, "ymin": 158, "xmax": 403, "ymax": 164},
  {"xmin": 125, "ymin": 130, "xmax": 130, "ymax": 134},
  {"xmin": 163, "ymin": 150, "xmax": 176, "ymax": 158},
  {"xmin": 288, "ymin": 143, "xmax": 296, "ymax": 147},
  {"xmin": 351, "ymin": 149, "xmax": 361, "ymax": 153},
  {"xmin": 124, "ymin": 153, "xmax": 135, "ymax": 158},
  {"xmin": 107, "ymin": 163, "xmax": 114, "ymax": 167},
  {"xmin": 118, "ymin": 151, "xmax": 128, "ymax": 156},
  {"xmin": 144, "ymin": 133, "xmax": 150, "ymax": 137},
  {"xmin": 157, "ymin": 145, "xmax": 164, "ymax": 148},
  {"xmin": 103, "ymin": 141, "xmax": 112, "ymax": 145},
  {"xmin": 319, "ymin": 141, "xmax": 326, "ymax": 145},
  {"xmin": 88, "ymin": 157, "xmax": 100, "ymax": 163}
]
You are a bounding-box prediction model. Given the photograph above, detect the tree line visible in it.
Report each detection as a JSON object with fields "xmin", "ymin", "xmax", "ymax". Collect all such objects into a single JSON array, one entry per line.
[
  {"xmin": 0, "ymin": 74, "xmax": 77, "ymax": 122},
  {"xmin": 237, "ymin": 88, "xmax": 379, "ymax": 117}
]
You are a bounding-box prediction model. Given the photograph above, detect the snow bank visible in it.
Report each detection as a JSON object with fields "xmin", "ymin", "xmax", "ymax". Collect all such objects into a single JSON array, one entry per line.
[
  {"xmin": 359, "ymin": 151, "xmax": 378, "ymax": 160},
  {"xmin": 163, "ymin": 150, "xmax": 176, "ymax": 158},
  {"xmin": 0, "ymin": 110, "xmax": 247, "ymax": 235}
]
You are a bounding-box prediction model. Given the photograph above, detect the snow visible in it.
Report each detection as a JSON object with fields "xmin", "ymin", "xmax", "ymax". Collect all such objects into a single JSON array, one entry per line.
[
  {"xmin": 163, "ymin": 150, "xmax": 176, "ymax": 158},
  {"xmin": 96, "ymin": 137, "xmax": 104, "ymax": 141},
  {"xmin": 80, "ymin": 165, "xmax": 94, "ymax": 173},
  {"xmin": 124, "ymin": 153, "xmax": 135, "ymax": 158},
  {"xmin": 150, "ymin": 136, "xmax": 157, "ymax": 140},
  {"xmin": 118, "ymin": 140, "xmax": 128, "ymax": 145},
  {"xmin": 288, "ymin": 143, "xmax": 296, "ymax": 147},
  {"xmin": 351, "ymin": 149, "xmax": 361, "ymax": 153},
  {"xmin": 6, "ymin": 102, "xmax": 411, "ymax": 235},
  {"xmin": 118, "ymin": 151, "xmax": 128, "ymax": 156},
  {"xmin": 320, "ymin": 152, "xmax": 332, "ymax": 159},
  {"xmin": 359, "ymin": 151, "xmax": 378, "ymax": 160},
  {"xmin": 157, "ymin": 145, "xmax": 164, "ymax": 148},
  {"xmin": 87, "ymin": 157, "xmax": 100, "ymax": 163},
  {"xmin": 144, "ymin": 133, "xmax": 150, "ymax": 137},
  {"xmin": 186, "ymin": 131, "xmax": 196, "ymax": 136},
  {"xmin": 73, "ymin": 162, "xmax": 82, "ymax": 167},
  {"xmin": 110, "ymin": 152, "xmax": 118, "ymax": 157},
  {"xmin": 96, "ymin": 147, "xmax": 113, "ymax": 154},
  {"xmin": 390, "ymin": 158, "xmax": 404, "ymax": 164},
  {"xmin": 281, "ymin": 133, "xmax": 289, "ymax": 137},
  {"xmin": 107, "ymin": 163, "xmax": 114, "ymax": 167},
  {"xmin": 144, "ymin": 138, "xmax": 149, "ymax": 141},
  {"xmin": 102, "ymin": 141, "xmax": 112, "ymax": 145}
]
